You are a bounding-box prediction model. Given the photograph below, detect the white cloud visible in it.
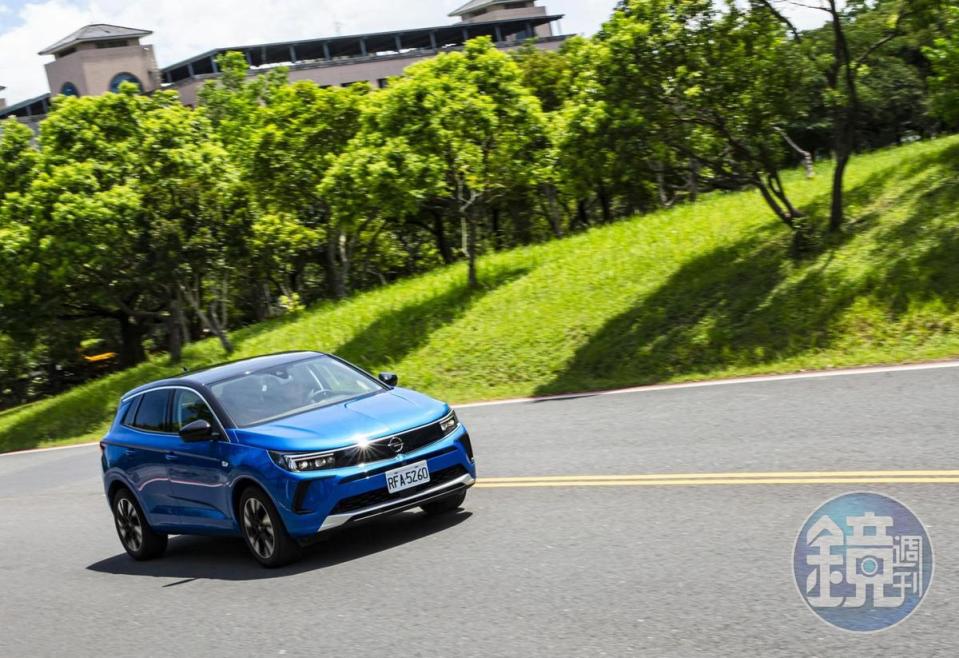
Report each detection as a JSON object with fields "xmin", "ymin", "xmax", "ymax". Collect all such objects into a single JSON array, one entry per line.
[
  {"xmin": 1, "ymin": 1, "xmax": 91, "ymax": 101},
  {"xmin": 0, "ymin": 0, "xmax": 619, "ymax": 104}
]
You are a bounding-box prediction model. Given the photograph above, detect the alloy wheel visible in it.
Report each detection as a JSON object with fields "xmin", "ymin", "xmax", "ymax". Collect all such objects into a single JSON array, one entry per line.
[
  {"xmin": 115, "ymin": 498, "xmax": 143, "ymax": 552},
  {"xmin": 242, "ymin": 497, "xmax": 275, "ymax": 559}
]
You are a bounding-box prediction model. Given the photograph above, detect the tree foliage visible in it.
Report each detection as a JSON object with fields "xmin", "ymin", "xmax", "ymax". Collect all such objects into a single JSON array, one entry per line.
[
  {"xmin": 0, "ymin": 86, "xmax": 239, "ymax": 365},
  {"xmin": 0, "ymin": 0, "xmax": 952, "ymax": 405},
  {"xmin": 328, "ymin": 38, "xmax": 549, "ymax": 287},
  {"xmin": 926, "ymin": 4, "xmax": 959, "ymax": 124}
]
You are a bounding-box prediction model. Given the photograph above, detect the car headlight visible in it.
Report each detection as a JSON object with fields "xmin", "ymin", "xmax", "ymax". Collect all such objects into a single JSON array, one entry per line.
[
  {"xmin": 440, "ymin": 410, "xmax": 458, "ymax": 434},
  {"xmin": 270, "ymin": 451, "xmax": 336, "ymax": 472}
]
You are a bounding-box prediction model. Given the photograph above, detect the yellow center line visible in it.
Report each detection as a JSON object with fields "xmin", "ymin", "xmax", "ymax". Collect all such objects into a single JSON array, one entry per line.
[{"xmin": 474, "ymin": 470, "xmax": 959, "ymax": 488}]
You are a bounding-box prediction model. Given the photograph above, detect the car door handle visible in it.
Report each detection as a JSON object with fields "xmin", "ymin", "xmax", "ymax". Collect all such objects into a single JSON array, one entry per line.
[{"xmin": 164, "ymin": 452, "xmax": 179, "ymax": 461}]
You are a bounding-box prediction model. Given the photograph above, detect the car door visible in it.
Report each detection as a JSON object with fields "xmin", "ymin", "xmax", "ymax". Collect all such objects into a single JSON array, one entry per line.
[
  {"xmin": 114, "ymin": 389, "xmax": 181, "ymax": 526},
  {"xmin": 166, "ymin": 388, "xmax": 233, "ymax": 530}
]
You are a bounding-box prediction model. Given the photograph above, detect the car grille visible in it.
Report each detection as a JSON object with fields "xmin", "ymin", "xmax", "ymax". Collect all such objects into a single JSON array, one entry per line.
[
  {"xmin": 331, "ymin": 415, "xmax": 450, "ymax": 467},
  {"xmin": 331, "ymin": 465, "xmax": 468, "ymax": 514},
  {"xmin": 396, "ymin": 421, "xmax": 447, "ymax": 452}
]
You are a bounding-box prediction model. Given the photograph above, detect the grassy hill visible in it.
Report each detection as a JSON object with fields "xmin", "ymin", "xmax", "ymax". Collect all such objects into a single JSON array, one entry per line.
[{"xmin": 2, "ymin": 136, "xmax": 958, "ymax": 452}]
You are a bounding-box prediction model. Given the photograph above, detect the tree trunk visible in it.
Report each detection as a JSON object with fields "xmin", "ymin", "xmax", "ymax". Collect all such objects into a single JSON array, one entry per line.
[
  {"xmin": 826, "ymin": 4, "xmax": 858, "ymax": 233},
  {"xmin": 255, "ymin": 283, "xmax": 272, "ymax": 321},
  {"xmin": 777, "ymin": 129, "xmax": 814, "ymax": 179},
  {"xmin": 754, "ymin": 178, "xmax": 795, "ymax": 230},
  {"xmin": 337, "ymin": 232, "xmax": 352, "ymax": 297},
  {"xmin": 178, "ymin": 281, "xmax": 234, "ymax": 355},
  {"xmin": 767, "ymin": 171, "xmax": 803, "ymax": 220},
  {"xmin": 464, "ymin": 208, "xmax": 479, "ymax": 289},
  {"xmin": 490, "ymin": 206, "xmax": 502, "ymax": 250},
  {"xmin": 597, "ymin": 184, "xmax": 612, "ymax": 224},
  {"xmin": 576, "ymin": 199, "xmax": 589, "ymax": 229},
  {"xmin": 542, "ymin": 184, "xmax": 564, "ymax": 238},
  {"xmin": 219, "ymin": 275, "xmax": 229, "ymax": 332},
  {"xmin": 324, "ymin": 229, "xmax": 347, "ymax": 300},
  {"xmin": 656, "ymin": 170, "xmax": 673, "ymax": 208},
  {"xmin": 829, "ymin": 150, "xmax": 850, "ymax": 232},
  {"xmin": 117, "ymin": 316, "xmax": 147, "ymax": 368},
  {"xmin": 167, "ymin": 297, "xmax": 184, "ymax": 363},
  {"xmin": 688, "ymin": 158, "xmax": 699, "ymax": 202},
  {"xmin": 432, "ymin": 210, "xmax": 455, "ymax": 264}
]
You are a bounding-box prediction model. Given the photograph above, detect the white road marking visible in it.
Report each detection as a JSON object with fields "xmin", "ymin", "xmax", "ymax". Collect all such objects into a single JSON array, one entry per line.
[
  {"xmin": 454, "ymin": 359, "xmax": 959, "ymax": 409},
  {"xmin": 476, "ymin": 470, "xmax": 959, "ymax": 488}
]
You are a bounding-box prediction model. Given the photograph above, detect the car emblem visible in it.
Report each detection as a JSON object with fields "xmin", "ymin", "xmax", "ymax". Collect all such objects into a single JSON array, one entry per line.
[{"xmin": 387, "ymin": 436, "xmax": 404, "ymax": 454}]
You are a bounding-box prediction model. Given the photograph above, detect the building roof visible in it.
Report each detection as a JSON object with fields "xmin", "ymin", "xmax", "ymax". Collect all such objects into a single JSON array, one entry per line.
[
  {"xmin": 0, "ymin": 92, "xmax": 51, "ymax": 119},
  {"xmin": 449, "ymin": 0, "xmax": 521, "ymax": 17},
  {"xmin": 161, "ymin": 14, "xmax": 563, "ymax": 85},
  {"xmin": 39, "ymin": 24, "xmax": 152, "ymax": 56}
]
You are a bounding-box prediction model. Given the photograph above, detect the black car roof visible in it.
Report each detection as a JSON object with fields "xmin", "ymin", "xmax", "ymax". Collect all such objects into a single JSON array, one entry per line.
[{"xmin": 121, "ymin": 351, "xmax": 322, "ymax": 399}]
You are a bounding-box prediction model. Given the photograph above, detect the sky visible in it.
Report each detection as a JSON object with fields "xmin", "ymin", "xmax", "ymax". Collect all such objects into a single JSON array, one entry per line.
[{"xmin": 0, "ymin": 0, "xmax": 619, "ymax": 104}]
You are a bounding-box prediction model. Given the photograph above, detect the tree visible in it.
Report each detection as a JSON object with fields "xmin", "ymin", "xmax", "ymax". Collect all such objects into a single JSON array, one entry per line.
[
  {"xmin": 578, "ymin": 0, "xmax": 813, "ymax": 237},
  {"xmin": 510, "ymin": 41, "xmax": 573, "ymax": 112},
  {"xmin": 198, "ymin": 51, "xmax": 287, "ymax": 158},
  {"xmin": 925, "ymin": 4, "xmax": 959, "ymax": 124},
  {"xmin": 200, "ymin": 55, "xmax": 370, "ymax": 302},
  {"xmin": 678, "ymin": 2, "xmax": 815, "ymax": 232},
  {"xmin": 0, "ymin": 120, "xmax": 39, "ymax": 350},
  {"xmin": 0, "ymin": 86, "xmax": 241, "ymax": 366},
  {"xmin": 247, "ymin": 81, "xmax": 368, "ymax": 300},
  {"xmin": 350, "ymin": 37, "xmax": 550, "ymax": 288},
  {"xmin": 756, "ymin": 0, "xmax": 940, "ymax": 231},
  {"xmin": 554, "ymin": 36, "xmax": 637, "ymax": 226},
  {"xmin": 135, "ymin": 100, "xmax": 245, "ymax": 359},
  {"xmin": 0, "ymin": 119, "xmax": 37, "ymax": 197}
]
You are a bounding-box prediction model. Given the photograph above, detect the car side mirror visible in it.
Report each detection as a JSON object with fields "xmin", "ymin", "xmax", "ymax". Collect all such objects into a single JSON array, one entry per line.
[
  {"xmin": 179, "ymin": 419, "xmax": 219, "ymax": 442},
  {"xmin": 378, "ymin": 372, "xmax": 398, "ymax": 387}
]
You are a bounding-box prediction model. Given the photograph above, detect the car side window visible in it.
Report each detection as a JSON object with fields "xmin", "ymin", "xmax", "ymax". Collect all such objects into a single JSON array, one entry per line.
[
  {"xmin": 120, "ymin": 397, "xmax": 141, "ymax": 426},
  {"xmin": 171, "ymin": 389, "xmax": 216, "ymax": 431},
  {"xmin": 132, "ymin": 390, "xmax": 172, "ymax": 433}
]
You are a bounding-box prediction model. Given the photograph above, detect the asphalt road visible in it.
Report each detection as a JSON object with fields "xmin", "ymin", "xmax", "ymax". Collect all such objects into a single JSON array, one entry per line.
[{"xmin": 2, "ymin": 364, "xmax": 959, "ymax": 657}]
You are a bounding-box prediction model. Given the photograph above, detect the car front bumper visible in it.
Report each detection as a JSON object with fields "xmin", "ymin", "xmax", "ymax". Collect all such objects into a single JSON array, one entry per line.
[
  {"xmin": 318, "ymin": 470, "xmax": 474, "ymax": 531},
  {"xmin": 271, "ymin": 425, "xmax": 476, "ymax": 538}
]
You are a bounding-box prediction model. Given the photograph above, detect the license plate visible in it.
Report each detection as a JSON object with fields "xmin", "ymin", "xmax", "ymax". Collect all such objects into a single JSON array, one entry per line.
[{"xmin": 385, "ymin": 461, "xmax": 430, "ymax": 494}]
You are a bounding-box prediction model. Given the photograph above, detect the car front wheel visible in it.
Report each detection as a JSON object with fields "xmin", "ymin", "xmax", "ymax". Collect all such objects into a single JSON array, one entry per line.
[
  {"xmin": 112, "ymin": 489, "xmax": 167, "ymax": 560},
  {"xmin": 239, "ymin": 487, "xmax": 301, "ymax": 568}
]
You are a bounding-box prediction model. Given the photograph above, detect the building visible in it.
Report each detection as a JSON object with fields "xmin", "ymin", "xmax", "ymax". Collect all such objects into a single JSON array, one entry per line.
[
  {"xmin": 451, "ymin": 0, "xmax": 555, "ymax": 37},
  {"xmin": 0, "ymin": 1, "xmax": 567, "ymax": 125}
]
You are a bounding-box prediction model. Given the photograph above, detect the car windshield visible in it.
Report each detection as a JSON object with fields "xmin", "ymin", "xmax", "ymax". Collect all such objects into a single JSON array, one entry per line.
[{"xmin": 208, "ymin": 355, "xmax": 385, "ymax": 427}]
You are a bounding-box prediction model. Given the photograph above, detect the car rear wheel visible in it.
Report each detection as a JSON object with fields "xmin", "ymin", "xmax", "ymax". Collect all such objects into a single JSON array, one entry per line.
[
  {"xmin": 239, "ymin": 487, "xmax": 301, "ymax": 568},
  {"xmin": 421, "ymin": 490, "xmax": 467, "ymax": 515},
  {"xmin": 112, "ymin": 489, "xmax": 167, "ymax": 560}
]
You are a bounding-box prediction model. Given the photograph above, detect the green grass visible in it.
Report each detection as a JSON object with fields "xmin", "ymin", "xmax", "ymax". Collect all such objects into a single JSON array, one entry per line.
[{"xmin": 3, "ymin": 136, "xmax": 959, "ymax": 452}]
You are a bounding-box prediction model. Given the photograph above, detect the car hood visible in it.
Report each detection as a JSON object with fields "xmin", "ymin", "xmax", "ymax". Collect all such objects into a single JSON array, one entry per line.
[{"xmin": 230, "ymin": 387, "xmax": 449, "ymax": 452}]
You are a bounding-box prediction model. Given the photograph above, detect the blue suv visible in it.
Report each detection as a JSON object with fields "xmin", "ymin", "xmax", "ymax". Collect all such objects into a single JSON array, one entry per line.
[{"xmin": 100, "ymin": 351, "xmax": 476, "ymax": 567}]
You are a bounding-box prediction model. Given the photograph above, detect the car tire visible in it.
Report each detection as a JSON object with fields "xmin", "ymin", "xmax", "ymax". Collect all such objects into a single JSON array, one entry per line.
[
  {"xmin": 421, "ymin": 490, "xmax": 467, "ymax": 515},
  {"xmin": 112, "ymin": 488, "xmax": 168, "ymax": 560},
  {"xmin": 239, "ymin": 487, "xmax": 301, "ymax": 568}
]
